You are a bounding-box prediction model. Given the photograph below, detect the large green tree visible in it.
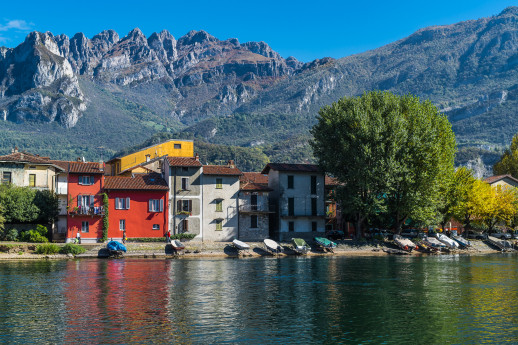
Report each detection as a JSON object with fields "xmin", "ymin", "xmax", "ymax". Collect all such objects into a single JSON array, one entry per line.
[
  {"xmin": 493, "ymin": 133, "xmax": 518, "ymax": 178},
  {"xmin": 311, "ymin": 91, "xmax": 456, "ymax": 235}
]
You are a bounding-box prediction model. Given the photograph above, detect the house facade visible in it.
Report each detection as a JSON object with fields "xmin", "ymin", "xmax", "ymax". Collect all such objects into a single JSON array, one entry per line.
[
  {"xmin": 262, "ymin": 163, "xmax": 326, "ymax": 241},
  {"xmin": 484, "ymin": 175, "xmax": 518, "ymax": 190},
  {"xmin": 163, "ymin": 156, "xmax": 203, "ymax": 238},
  {"xmin": 238, "ymin": 172, "xmax": 272, "ymax": 241},
  {"xmin": 202, "ymin": 161, "xmax": 242, "ymax": 241},
  {"xmin": 104, "ymin": 173, "xmax": 169, "ymax": 240}
]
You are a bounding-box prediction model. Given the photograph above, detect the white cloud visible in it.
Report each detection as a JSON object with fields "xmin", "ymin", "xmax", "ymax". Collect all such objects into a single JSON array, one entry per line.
[{"xmin": 0, "ymin": 20, "xmax": 34, "ymax": 32}]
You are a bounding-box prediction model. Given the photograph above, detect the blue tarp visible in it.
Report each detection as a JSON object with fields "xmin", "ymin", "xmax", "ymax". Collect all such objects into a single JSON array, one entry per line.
[{"xmin": 107, "ymin": 241, "xmax": 127, "ymax": 252}]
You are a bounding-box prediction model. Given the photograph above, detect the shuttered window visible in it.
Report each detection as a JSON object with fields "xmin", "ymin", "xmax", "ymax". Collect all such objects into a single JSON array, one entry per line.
[
  {"xmin": 216, "ymin": 178, "xmax": 223, "ymax": 189},
  {"xmin": 177, "ymin": 200, "xmax": 192, "ymax": 212},
  {"xmin": 115, "ymin": 197, "xmax": 131, "ymax": 210},
  {"xmin": 79, "ymin": 176, "xmax": 95, "ymax": 185},
  {"xmin": 149, "ymin": 199, "xmax": 164, "ymax": 212},
  {"xmin": 215, "ymin": 219, "xmax": 223, "ymax": 231},
  {"xmin": 216, "ymin": 199, "xmax": 223, "ymax": 212}
]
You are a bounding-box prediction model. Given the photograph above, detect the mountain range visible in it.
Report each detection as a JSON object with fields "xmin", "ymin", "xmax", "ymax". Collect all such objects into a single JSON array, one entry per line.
[{"xmin": 1, "ymin": 7, "xmax": 518, "ymax": 170}]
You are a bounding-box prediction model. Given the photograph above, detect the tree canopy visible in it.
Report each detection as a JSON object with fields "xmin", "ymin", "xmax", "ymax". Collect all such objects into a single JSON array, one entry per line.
[
  {"xmin": 493, "ymin": 133, "xmax": 518, "ymax": 178},
  {"xmin": 311, "ymin": 91, "xmax": 456, "ymax": 235}
]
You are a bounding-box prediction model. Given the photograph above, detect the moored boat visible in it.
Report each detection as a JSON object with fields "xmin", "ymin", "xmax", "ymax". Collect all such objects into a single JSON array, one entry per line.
[
  {"xmin": 452, "ymin": 235, "xmax": 470, "ymax": 248},
  {"xmin": 107, "ymin": 240, "xmax": 127, "ymax": 257},
  {"xmin": 422, "ymin": 236, "xmax": 447, "ymax": 251},
  {"xmin": 314, "ymin": 237, "xmax": 337, "ymax": 252},
  {"xmin": 232, "ymin": 239, "xmax": 250, "ymax": 251},
  {"xmin": 292, "ymin": 238, "xmax": 310, "ymax": 254},
  {"xmin": 171, "ymin": 239, "xmax": 185, "ymax": 251},
  {"xmin": 264, "ymin": 239, "xmax": 282, "ymax": 254},
  {"xmin": 436, "ymin": 233, "xmax": 459, "ymax": 249},
  {"xmin": 393, "ymin": 234, "xmax": 418, "ymax": 252}
]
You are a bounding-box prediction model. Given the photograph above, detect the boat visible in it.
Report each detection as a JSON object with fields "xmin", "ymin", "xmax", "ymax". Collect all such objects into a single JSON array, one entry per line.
[
  {"xmin": 383, "ymin": 248, "xmax": 411, "ymax": 255},
  {"xmin": 436, "ymin": 233, "xmax": 459, "ymax": 249},
  {"xmin": 171, "ymin": 239, "xmax": 185, "ymax": 251},
  {"xmin": 232, "ymin": 239, "xmax": 250, "ymax": 251},
  {"xmin": 314, "ymin": 237, "xmax": 337, "ymax": 252},
  {"xmin": 107, "ymin": 240, "xmax": 127, "ymax": 257},
  {"xmin": 487, "ymin": 236, "xmax": 514, "ymax": 252},
  {"xmin": 291, "ymin": 238, "xmax": 310, "ymax": 254},
  {"xmin": 263, "ymin": 239, "xmax": 282, "ymax": 254},
  {"xmin": 422, "ymin": 236, "xmax": 447, "ymax": 251},
  {"xmin": 393, "ymin": 234, "xmax": 418, "ymax": 252},
  {"xmin": 417, "ymin": 241, "xmax": 439, "ymax": 253},
  {"xmin": 452, "ymin": 235, "xmax": 471, "ymax": 248}
]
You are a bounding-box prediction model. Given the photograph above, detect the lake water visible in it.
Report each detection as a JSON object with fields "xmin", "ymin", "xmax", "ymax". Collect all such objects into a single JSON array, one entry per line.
[{"xmin": 0, "ymin": 254, "xmax": 517, "ymax": 344}]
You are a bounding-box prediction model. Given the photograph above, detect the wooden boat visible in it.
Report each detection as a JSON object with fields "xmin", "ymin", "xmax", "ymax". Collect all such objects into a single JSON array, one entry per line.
[
  {"xmin": 263, "ymin": 239, "xmax": 282, "ymax": 254},
  {"xmin": 393, "ymin": 234, "xmax": 418, "ymax": 252},
  {"xmin": 232, "ymin": 239, "xmax": 250, "ymax": 251},
  {"xmin": 452, "ymin": 235, "xmax": 471, "ymax": 248},
  {"xmin": 314, "ymin": 237, "xmax": 337, "ymax": 252},
  {"xmin": 291, "ymin": 238, "xmax": 310, "ymax": 254},
  {"xmin": 436, "ymin": 233, "xmax": 459, "ymax": 249},
  {"xmin": 171, "ymin": 239, "xmax": 185, "ymax": 251}
]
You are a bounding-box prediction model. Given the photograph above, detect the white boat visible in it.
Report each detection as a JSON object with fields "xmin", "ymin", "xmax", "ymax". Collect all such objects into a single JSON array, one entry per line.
[
  {"xmin": 393, "ymin": 234, "xmax": 417, "ymax": 252},
  {"xmin": 436, "ymin": 233, "xmax": 459, "ymax": 249},
  {"xmin": 263, "ymin": 239, "xmax": 282, "ymax": 254},
  {"xmin": 452, "ymin": 235, "xmax": 470, "ymax": 248},
  {"xmin": 232, "ymin": 239, "xmax": 250, "ymax": 251},
  {"xmin": 423, "ymin": 236, "xmax": 446, "ymax": 250},
  {"xmin": 171, "ymin": 239, "xmax": 185, "ymax": 250}
]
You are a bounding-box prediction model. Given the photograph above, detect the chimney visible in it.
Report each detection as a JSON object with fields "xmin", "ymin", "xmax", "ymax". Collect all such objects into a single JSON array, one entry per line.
[
  {"xmin": 12, "ymin": 147, "xmax": 18, "ymax": 153},
  {"xmin": 228, "ymin": 160, "xmax": 235, "ymax": 168},
  {"xmin": 99, "ymin": 161, "xmax": 104, "ymax": 172},
  {"xmin": 195, "ymin": 153, "xmax": 199, "ymax": 161},
  {"xmin": 76, "ymin": 157, "xmax": 82, "ymax": 162}
]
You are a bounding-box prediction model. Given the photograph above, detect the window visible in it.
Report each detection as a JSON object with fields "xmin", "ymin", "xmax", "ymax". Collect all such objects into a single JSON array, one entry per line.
[
  {"xmin": 78, "ymin": 195, "xmax": 94, "ymax": 210},
  {"xmin": 29, "ymin": 174, "xmax": 36, "ymax": 187},
  {"xmin": 311, "ymin": 176, "xmax": 317, "ymax": 194},
  {"xmin": 29, "ymin": 166, "xmax": 36, "ymax": 169},
  {"xmin": 79, "ymin": 176, "xmax": 94, "ymax": 185},
  {"xmin": 311, "ymin": 198, "xmax": 317, "ymax": 216},
  {"xmin": 2, "ymin": 172, "xmax": 11, "ymax": 184},
  {"xmin": 287, "ymin": 175, "xmax": 294, "ymax": 189},
  {"xmin": 216, "ymin": 199, "xmax": 223, "ymax": 212},
  {"xmin": 181, "ymin": 177, "xmax": 189, "ymax": 190},
  {"xmin": 288, "ymin": 198, "xmax": 294, "ymax": 216},
  {"xmin": 149, "ymin": 199, "xmax": 164, "ymax": 212},
  {"xmin": 251, "ymin": 215, "xmax": 258, "ymax": 228},
  {"xmin": 152, "ymin": 224, "xmax": 160, "ymax": 230},
  {"xmin": 251, "ymin": 194, "xmax": 258, "ymax": 211},
  {"xmin": 174, "ymin": 143, "xmax": 181, "ymax": 149},
  {"xmin": 312, "ymin": 222, "xmax": 317, "ymax": 232},
  {"xmin": 289, "ymin": 221, "xmax": 294, "ymax": 232},
  {"xmin": 216, "ymin": 178, "xmax": 223, "ymax": 189},
  {"xmin": 177, "ymin": 200, "xmax": 192, "ymax": 212},
  {"xmin": 81, "ymin": 221, "xmax": 89, "ymax": 233},
  {"xmin": 180, "ymin": 219, "xmax": 189, "ymax": 232},
  {"xmin": 115, "ymin": 197, "xmax": 130, "ymax": 210},
  {"xmin": 119, "ymin": 219, "xmax": 126, "ymax": 231},
  {"xmin": 215, "ymin": 219, "xmax": 223, "ymax": 231}
]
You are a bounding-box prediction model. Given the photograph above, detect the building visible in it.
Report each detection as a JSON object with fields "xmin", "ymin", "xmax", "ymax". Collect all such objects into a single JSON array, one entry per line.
[
  {"xmin": 202, "ymin": 161, "xmax": 242, "ymax": 241},
  {"xmin": 106, "ymin": 139, "xmax": 194, "ymax": 175},
  {"xmin": 324, "ymin": 176, "xmax": 340, "ymax": 232},
  {"xmin": 0, "ymin": 148, "xmax": 64, "ymax": 189},
  {"xmin": 238, "ymin": 172, "xmax": 273, "ymax": 241},
  {"xmin": 262, "ymin": 163, "xmax": 326, "ymax": 241},
  {"xmin": 163, "ymin": 155, "xmax": 203, "ymax": 238},
  {"xmin": 484, "ymin": 175, "xmax": 518, "ymax": 189},
  {"xmin": 104, "ymin": 173, "xmax": 169, "ymax": 240},
  {"xmin": 65, "ymin": 161, "xmax": 105, "ymax": 243}
]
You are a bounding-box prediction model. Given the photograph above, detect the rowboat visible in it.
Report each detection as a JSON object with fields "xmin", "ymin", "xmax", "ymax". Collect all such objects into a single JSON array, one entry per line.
[
  {"xmin": 232, "ymin": 239, "xmax": 250, "ymax": 251},
  {"xmin": 171, "ymin": 239, "xmax": 185, "ymax": 251},
  {"xmin": 393, "ymin": 234, "xmax": 418, "ymax": 252},
  {"xmin": 263, "ymin": 239, "xmax": 282, "ymax": 254},
  {"xmin": 487, "ymin": 236, "xmax": 514, "ymax": 252},
  {"xmin": 422, "ymin": 236, "xmax": 447, "ymax": 250},
  {"xmin": 314, "ymin": 237, "xmax": 337, "ymax": 252},
  {"xmin": 436, "ymin": 233, "xmax": 459, "ymax": 249},
  {"xmin": 292, "ymin": 238, "xmax": 310, "ymax": 254},
  {"xmin": 452, "ymin": 235, "xmax": 470, "ymax": 248}
]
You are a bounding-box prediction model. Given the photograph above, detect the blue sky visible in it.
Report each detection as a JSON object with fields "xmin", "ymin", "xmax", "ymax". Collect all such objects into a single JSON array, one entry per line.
[{"xmin": 0, "ymin": 0, "xmax": 516, "ymax": 61}]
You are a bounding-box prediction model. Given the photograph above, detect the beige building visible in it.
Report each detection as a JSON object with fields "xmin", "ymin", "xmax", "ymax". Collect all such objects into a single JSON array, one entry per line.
[
  {"xmin": 484, "ymin": 175, "xmax": 518, "ymax": 190},
  {"xmin": 238, "ymin": 172, "xmax": 273, "ymax": 241},
  {"xmin": 202, "ymin": 161, "xmax": 242, "ymax": 241}
]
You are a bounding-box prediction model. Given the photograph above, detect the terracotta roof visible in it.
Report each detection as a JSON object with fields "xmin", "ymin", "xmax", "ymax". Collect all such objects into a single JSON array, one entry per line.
[
  {"xmin": 168, "ymin": 156, "xmax": 202, "ymax": 167},
  {"xmin": 240, "ymin": 172, "xmax": 272, "ymax": 191},
  {"xmin": 325, "ymin": 176, "xmax": 340, "ymax": 186},
  {"xmin": 0, "ymin": 151, "xmax": 52, "ymax": 164},
  {"xmin": 50, "ymin": 160, "xmax": 71, "ymax": 171},
  {"xmin": 261, "ymin": 163, "xmax": 321, "ymax": 174},
  {"xmin": 203, "ymin": 165, "xmax": 242, "ymax": 176},
  {"xmin": 484, "ymin": 174, "xmax": 518, "ymax": 185},
  {"xmin": 104, "ymin": 173, "xmax": 169, "ymax": 191},
  {"xmin": 68, "ymin": 162, "xmax": 104, "ymax": 174}
]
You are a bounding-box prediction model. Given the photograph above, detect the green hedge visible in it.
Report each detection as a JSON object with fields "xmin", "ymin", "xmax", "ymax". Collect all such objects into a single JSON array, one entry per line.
[
  {"xmin": 35, "ymin": 243, "xmax": 60, "ymax": 254},
  {"xmin": 60, "ymin": 244, "xmax": 86, "ymax": 255}
]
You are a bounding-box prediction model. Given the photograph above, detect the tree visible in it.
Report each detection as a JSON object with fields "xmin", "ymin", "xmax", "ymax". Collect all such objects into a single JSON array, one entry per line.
[
  {"xmin": 311, "ymin": 91, "xmax": 456, "ymax": 235},
  {"xmin": 477, "ymin": 185, "xmax": 517, "ymax": 232},
  {"xmin": 493, "ymin": 133, "xmax": 518, "ymax": 178}
]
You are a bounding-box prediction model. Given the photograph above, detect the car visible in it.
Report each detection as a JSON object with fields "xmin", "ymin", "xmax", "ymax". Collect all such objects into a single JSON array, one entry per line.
[
  {"xmin": 463, "ymin": 230, "xmax": 488, "ymax": 240},
  {"xmin": 326, "ymin": 230, "xmax": 345, "ymax": 241},
  {"xmin": 487, "ymin": 230, "xmax": 512, "ymax": 240}
]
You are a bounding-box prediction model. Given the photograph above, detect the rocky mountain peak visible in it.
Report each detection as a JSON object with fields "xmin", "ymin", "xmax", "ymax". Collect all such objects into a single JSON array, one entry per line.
[
  {"xmin": 92, "ymin": 30, "xmax": 120, "ymax": 46},
  {"xmin": 499, "ymin": 6, "xmax": 518, "ymax": 16},
  {"xmin": 124, "ymin": 28, "xmax": 147, "ymax": 43},
  {"xmin": 177, "ymin": 30, "xmax": 218, "ymax": 47},
  {"xmin": 241, "ymin": 41, "xmax": 281, "ymax": 60}
]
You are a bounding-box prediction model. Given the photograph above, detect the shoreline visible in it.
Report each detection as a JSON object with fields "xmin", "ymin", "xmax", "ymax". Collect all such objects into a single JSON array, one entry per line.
[{"xmin": 0, "ymin": 239, "xmax": 510, "ymax": 260}]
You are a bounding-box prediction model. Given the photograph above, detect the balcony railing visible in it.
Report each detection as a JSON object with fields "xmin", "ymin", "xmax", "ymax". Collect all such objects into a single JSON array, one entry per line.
[
  {"xmin": 68, "ymin": 206, "xmax": 104, "ymax": 216},
  {"xmin": 239, "ymin": 204, "xmax": 275, "ymax": 213}
]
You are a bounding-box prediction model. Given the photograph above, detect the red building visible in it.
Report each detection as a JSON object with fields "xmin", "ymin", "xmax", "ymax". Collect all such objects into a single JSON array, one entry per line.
[
  {"xmin": 66, "ymin": 162, "xmax": 105, "ymax": 243},
  {"xmin": 104, "ymin": 173, "xmax": 169, "ymax": 240}
]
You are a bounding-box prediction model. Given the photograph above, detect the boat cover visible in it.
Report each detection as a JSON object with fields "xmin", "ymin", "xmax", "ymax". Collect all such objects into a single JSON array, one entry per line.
[
  {"xmin": 314, "ymin": 237, "xmax": 337, "ymax": 248},
  {"xmin": 107, "ymin": 241, "xmax": 127, "ymax": 252}
]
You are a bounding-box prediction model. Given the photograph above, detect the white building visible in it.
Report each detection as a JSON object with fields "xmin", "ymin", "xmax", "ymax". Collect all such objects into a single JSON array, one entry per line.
[{"xmin": 238, "ymin": 172, "xmax": 273, "ymax": 241}]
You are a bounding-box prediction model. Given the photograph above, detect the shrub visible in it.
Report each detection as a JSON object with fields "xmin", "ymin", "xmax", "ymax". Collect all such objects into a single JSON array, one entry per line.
[
  {"xmin": 5, "ymin": 229, "xmax": 19, "ymax": 242},
  {"xmin": 171, "ymin": 233, "xmax": 196, "ymax": 240},
  {"xmin": 36, "ymin": 243, "xmax": 60, "ymax": 254},
  {"xmin": 127, "ymin": 237, "xmax": 166, "ymax": 243},
  {"xmin": 60, "ymin": 244, "xmax": 86, "ymax": 255},
  {"xmin": 20, "ymin": 229, "xmax": 49, "ymax": 243}
]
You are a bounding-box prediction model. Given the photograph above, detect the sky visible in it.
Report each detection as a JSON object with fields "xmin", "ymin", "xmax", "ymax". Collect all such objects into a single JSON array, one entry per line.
[{"xmin": 0, "ymin": 0, "xmax": 517, "ymax": 62}]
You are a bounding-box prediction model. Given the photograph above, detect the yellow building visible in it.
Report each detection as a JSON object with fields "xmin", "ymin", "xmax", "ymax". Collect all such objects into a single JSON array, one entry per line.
[{"xmin": 107, "ymin": 139, "xmax": 194, "ymax": 175}]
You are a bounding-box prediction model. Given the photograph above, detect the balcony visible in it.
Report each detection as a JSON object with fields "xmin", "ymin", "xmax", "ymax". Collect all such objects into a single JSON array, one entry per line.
[
  {"xmin": 68, "ymin": 206, "xmax": 104, "ymax": 217},
  {"xmin": 239, "ymin": 204, "xmax": 275, "ymax": 213},
  {"xmin": 280, "ymin": 209, "xmax": 325, "ymax": 218}
]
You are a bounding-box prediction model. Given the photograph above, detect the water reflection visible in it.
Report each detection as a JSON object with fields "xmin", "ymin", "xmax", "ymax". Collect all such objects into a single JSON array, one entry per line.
[{"xmin": 0, "ymin": 255, "xmax": 517, "ymax": 344}]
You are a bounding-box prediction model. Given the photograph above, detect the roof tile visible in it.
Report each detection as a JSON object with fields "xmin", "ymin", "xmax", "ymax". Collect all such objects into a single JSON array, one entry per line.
[
  {"xmin": 104, "ymin": 173, "xmax": 169, "ymax": 191},
  {"xmin": 167, "ymin": 156, "xmax": 202, "ymax": 167},
  {"xmin": 203, "ymin": 165, "xmax": 242, "ymax": 176}
]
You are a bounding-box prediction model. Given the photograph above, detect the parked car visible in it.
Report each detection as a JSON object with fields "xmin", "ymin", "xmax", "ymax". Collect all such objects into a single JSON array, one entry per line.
[
  {"xmin": 326, "ymin": 230, "xmax": 345, "ymax": 241},
  {"xmin": 463, "ymin": 230, "xmax": 488, "ymax": 240},
  {"xmin": 400, "ymin": 229, "xmax": 419, "ymax": 239},
  {"xmin": 487, "ymin": 230, "xmax": 512, "ymax": 240}
]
